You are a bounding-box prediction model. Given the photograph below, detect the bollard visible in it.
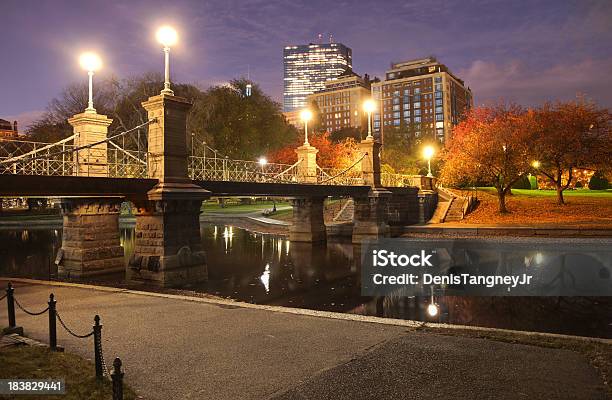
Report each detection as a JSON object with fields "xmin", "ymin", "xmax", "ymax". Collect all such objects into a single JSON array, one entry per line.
[
  {"xmin": 111, "ymin": 357, "xmax": 124, "ymax": 400},
  {"xmin": 48, "ymin": 293, "xmax": 57, "ymax": 350},
  {"xmin": 93, "ymin": 315, "xmax": 103, "ymax": 380},
  {"xmin": 3, "ymin": 283, "xmax": 24, "ymax": 335}
]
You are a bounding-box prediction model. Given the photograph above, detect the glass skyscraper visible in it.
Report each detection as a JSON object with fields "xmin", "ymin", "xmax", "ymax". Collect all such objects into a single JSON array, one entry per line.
[{"xmin": 283, "ymin": 43, "xmax": 353, "ymax": 112}]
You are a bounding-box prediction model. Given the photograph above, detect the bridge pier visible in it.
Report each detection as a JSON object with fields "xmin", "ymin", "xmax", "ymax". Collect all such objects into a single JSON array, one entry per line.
[
  {"xmin": 127, "ymin": 92, "xmax": 211, "ymax": 287},
  {"xmin": 128, "ymin": 198, "xmax": 207, "ymax": 287},
  {"xmin": 56, "ymin": 198, "xmax": 124, "ymax": 278},
  {"xmin": 289, "ymin": 197, "xmax": 327, "ymax": 243},
  {"xmin": 352, "ymin": 189, "xmax": 392, "ymax": 244}
]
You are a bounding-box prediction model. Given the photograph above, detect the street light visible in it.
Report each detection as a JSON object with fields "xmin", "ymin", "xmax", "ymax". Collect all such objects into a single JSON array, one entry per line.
[
  {"xmin": 79, "ymin": 52, "xmax": 102, "ymax": 113},
  {"xmin": 532, "ymin": 160, "xmax": 540, "ymax": 168},
  {"xmin": 300, "ymin": 109, "xmax": 313, "ymax": 145},
  {"xmin": 363, "ymin": 99, "xmax": 376, "ymax": 140},
  {"xmin": 258, "ymin": 157, "xmax": 267, "ymax": 182},
  {"xmin": 156, "ymin": 25, "xmax": 178, "ymax": 95},
  {"xmin": 423, "ymin": 145, "xmax": 435, "ymax": 177}
]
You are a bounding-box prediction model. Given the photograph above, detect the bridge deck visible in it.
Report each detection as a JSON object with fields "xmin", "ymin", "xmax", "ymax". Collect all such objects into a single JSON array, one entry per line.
[{"xmin": 0, "ymin": 175, "xmax": 370, "ymax": 198}]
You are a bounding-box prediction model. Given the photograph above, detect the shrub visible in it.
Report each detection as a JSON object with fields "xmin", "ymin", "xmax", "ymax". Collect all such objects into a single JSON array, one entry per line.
[
  {"xmin": 512, "ymin": 175, "xmax": 532, "ymax": 189},
  {"xmin": 589, "ymin": 172, "xmax": 610, "ymax": 190}
]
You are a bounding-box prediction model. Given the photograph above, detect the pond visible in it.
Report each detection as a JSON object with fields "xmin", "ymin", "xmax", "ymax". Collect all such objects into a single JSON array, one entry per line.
[{"xmin": 0, "ymin": 223, "xmax": 610, "ymax": 338}]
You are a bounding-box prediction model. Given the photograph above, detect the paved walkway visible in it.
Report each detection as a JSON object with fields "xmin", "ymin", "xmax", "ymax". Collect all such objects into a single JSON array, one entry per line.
[{"xmin": 0, "ymin": 279, "xmax": 608, "ymax": 400}]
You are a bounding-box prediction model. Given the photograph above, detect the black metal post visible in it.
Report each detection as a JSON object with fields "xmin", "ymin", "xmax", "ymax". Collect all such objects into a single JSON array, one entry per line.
[
  {"xmin": 111, "ymin": 357, "xmax": 124, "ymax": 400},
  {"xmin": 3, "ymin": 283, "xmax": 23, "ymax": 335},
  {"xmin": 48, "ymin": 293, "xmax": 57, "ymax": 350},
  {"xmin": 93, "ymin": 315, "xmax": 103, "ymax": 380},
  {"xmin": 7, "ymin": 283, "xmax": 16, "ymax": 328}
]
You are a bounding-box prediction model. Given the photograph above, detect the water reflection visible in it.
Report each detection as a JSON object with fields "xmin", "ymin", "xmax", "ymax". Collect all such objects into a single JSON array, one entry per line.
[{"xmin": 0, "ymin": 225, "xmax": 610, "ymax": 338}]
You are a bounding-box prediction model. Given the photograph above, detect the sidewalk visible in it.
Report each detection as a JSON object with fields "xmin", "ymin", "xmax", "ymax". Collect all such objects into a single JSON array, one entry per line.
[
  {"xmin": 403, "ymin": 222, "xmax": 612, "ymax": 237},
  {"xmin": 0, "ymin": 279, "xmax": 607, "ymax": 399}
]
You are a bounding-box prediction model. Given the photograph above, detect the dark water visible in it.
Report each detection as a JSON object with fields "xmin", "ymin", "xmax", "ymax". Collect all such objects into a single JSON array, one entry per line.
[{"xmin": 0, "ymin": 224, "xmax": 610, "ymax": 338}]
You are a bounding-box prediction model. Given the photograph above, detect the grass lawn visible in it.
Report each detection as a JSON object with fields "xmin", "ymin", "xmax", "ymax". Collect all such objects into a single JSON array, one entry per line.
[
  {"xmin": 460, "ymin": 188, "xmax": 612, "ymax": 226},
  {"xmin": 478, "ymin": 187, "xmax": 612, "ymax": 198},
  {"xmin": 202, "ymin": 200, "xmax": 290, "ymax": 214},
  {"xmin": 0, "ymin": 344, "xmax": 136, "ymax": 400}
]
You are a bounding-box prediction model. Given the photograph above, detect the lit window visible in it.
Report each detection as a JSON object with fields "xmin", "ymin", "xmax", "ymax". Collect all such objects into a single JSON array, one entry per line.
[
  {"xmin": 414, "ymin": 116, "xmax": 421, "ymax": 122},
  {"xmin": 436, "ymin": 114, "xmax": 444, "ymax": 121},
  {"xmin": 393, "ymin": 119, "xmax": 400, "ymax": 126},
  {"xmin": 403, "ymin": 111, "xmax": 411, "ymax": 117},
  {"xmin": 403, "ymin": 103, "xmax": 410, "ymax": 110}
]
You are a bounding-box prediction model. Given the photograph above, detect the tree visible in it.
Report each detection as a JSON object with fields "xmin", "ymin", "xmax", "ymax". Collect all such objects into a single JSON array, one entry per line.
[
  {"xmin": 381, "ymin": 124, "xmax": 428, "ymax": 174},
  {"xmin": 268, "ymin": 131, "xmax": 359, "ymax": 169},
  {"xmin": 440, "ymin": 104, "xmax": 536, "ymax": 213},
  {"xmin": 532, "ymin": 100, "xmax": 612, "ymax": 204},
  {"xmin": 26, "ymin": 75, "xmax": 297, "ymax": 160},
  {"xmin": 190, "ymin": 78, "xmax": 297, "ymax": 159}
]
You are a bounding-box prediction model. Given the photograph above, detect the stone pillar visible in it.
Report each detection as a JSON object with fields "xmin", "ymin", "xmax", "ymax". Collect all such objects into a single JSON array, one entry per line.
[
  {"xmin": 127, "ymin": 198, "xmax": 207, "ymax": 287},
  {"xmin": 295, "ymin": 144, "xmax": 318, "ymax": 183},
  {"xmin": 128, "ymin": 93, "xmax": 211, "ymax": 287},
  {"xmin": 352, "ymin": 189, "xmax": 392, "ymax": 244},
  {"xmin": 358, "ymin": 137, "xmax": 383, "ymax": 187},
  {"xmin": 68, "ymin": 111, "xmax": 112, "ymax": 177},
  {"xmin": 289, "ymin": 197, "xmax": 326, "ymax": 243},
  {"xmin": 56, "ymin": 198, "xmax": 124, "ymax": 278}
]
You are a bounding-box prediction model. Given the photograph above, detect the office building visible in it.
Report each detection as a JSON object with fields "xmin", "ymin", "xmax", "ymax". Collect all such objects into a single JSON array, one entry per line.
[
  {"xmin": 371, "ymin": 57, "xmax": 472, "ymax": 143},
  {"xmin": 283, "ymin": 42, "xmax": 353, "ymax": 112},
  {"xmin": 307, "ymin": 71, "xmax": 372, "ymax": 133}
]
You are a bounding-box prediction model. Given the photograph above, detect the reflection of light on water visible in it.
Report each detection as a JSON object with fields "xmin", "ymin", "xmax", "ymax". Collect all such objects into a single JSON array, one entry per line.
[
  {"xmin": 277, "ymin": 239, "xmax": 282, "ymax": 260},
  {"xmin": 213, "ymin": 226, "xmax": 218, "ymax": 240},
  {"xmin": 21, "ymin": 230, "xmax": 29, "ymax": 241},
  {"xmin": 260, "ymin": 263, "xmax": 270, "ymax": 293},
  {"xmin": 525, "ymin": 252, "xmax": 545, "ymax": 267},
  {"xmin": 285, "ymin": 240, "xmax": 290, "ymax": 255},
  {"xmin": 427, "ymin": 303, "xmax": 439, "ymax": 317},
  {"xmin": 223, "ymin": 226, "xmax": 234, "ymax": 251}
]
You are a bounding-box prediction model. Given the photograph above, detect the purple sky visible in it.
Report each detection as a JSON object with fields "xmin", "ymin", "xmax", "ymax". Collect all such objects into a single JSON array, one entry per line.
[{"xmin": 3, "ymin": 0, "xmax": 612, "ymax": 129}]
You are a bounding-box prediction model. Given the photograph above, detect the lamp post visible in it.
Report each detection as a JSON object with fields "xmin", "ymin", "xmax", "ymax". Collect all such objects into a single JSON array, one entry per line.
[
  {"xmin": 423, "ymin": 145, "xmax": 435, "ymax": 177},
  {"xmin": 363, "ymin": 99, "xmax": 376, "ymax": 140},
  {"xmin": 79, "ymin": 52, "xmax": 102, "ymax": 113},
  {"xmin": 258, "ymin": 156, "xmax": 267, "ymax": 181},
  {"xmin": 156, "ymin": 26, "xmax": 178, "ymax": 95},
  {"xmin": 299, "ymin": 109, "xmax": 313, "ymax": 146}
]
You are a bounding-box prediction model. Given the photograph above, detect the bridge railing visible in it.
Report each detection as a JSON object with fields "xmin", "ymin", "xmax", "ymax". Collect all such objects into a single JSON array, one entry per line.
[
  {"xmin": 0, "ymin": 138, "xmax": 148, "ymax": 178},
  {"xmin": 189, "ymin": 156, "xmax": 298, "ymax": 183}
]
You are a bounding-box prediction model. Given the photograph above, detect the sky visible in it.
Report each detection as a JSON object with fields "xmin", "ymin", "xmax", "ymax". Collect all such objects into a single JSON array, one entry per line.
[{"xmin": 2, "ymin": 0, "xmax": 612, "ymax": 129}]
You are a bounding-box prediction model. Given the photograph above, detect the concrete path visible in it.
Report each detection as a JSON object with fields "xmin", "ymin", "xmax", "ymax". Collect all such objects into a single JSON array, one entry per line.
[{"xmin": 0, "ymin": 279, "xmax": 608, "ymax": 400}]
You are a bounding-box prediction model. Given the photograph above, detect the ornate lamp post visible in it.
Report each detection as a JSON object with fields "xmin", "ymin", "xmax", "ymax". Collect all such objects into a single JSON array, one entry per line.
[
  {"xmin": 363, "ymin": 99, "xmax": 376, "ymax": 140},
  {"xmin": 299, "ymin": 109, "xmax": 313, "ymax": 146},
  {"xmin": 79, "ymin": 52, "xmax": 102, "ymax": 113},
  {"xmin": 156, "ymin": 26, "xmax": 178, "ymax": 95},
  {"xmin": 423, "ymin": 145, "xmax": 435, "ymax": 177}
]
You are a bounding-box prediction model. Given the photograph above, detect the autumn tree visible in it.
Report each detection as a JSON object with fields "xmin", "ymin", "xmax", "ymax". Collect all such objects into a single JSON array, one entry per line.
[
  {"xmin": 268, "ymin": 131, "xmax": 359, "ymax": 169},
  {"xmin": 440, "ymin": 104, "xmax": 536, "ymax": 213},
  {"xmin": 532, "ymin": 100, "xmax": 612, "ymax": 204}
]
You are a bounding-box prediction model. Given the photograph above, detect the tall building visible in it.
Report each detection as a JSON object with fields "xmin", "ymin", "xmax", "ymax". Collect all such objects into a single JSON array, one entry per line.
[
  {"xmin": 283, "ymin": 42, "xmax": 353, "ymax": 112},
  {"xmin": 307, "ymin": 71, "xmax": 372, "ymax": 133},
  {"xmin": 371, "ymin": 57, "xmax": 472, "ymax": 144}
]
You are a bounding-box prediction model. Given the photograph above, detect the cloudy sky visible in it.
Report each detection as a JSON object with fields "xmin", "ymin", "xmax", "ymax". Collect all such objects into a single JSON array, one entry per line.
[{"xmin": 3, "ymin": 0, "xmax": 611, "ymax": 129}]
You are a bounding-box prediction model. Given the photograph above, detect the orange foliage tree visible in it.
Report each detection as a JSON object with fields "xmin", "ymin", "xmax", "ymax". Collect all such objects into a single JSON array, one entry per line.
[
  {"xmin": 532, "ymin": 100, "xmax": 612, "ymax": 205},
  {"xmin": 440, "ymin": 104, "xmax": 536, "ymax": 213},
  {"xmin": 268, "ymin": 131, "xmax": 359, "ymax": 169}
]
